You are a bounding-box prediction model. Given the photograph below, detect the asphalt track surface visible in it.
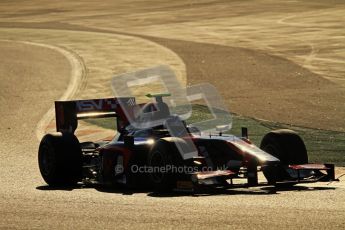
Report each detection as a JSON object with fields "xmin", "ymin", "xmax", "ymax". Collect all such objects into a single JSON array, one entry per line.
[
  {"xmin": 0, "ymin": 41, "xmax": 344, "ymax": 229},
  {"xmin": 1, "ymin": 1, "xmax": 345, "ymax": 229}
]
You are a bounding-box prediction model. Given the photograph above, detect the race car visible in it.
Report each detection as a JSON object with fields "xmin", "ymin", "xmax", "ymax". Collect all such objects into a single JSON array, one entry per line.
[{"xmin": 38, "ymin": 94, "xmax": 337, "ymax": 191}]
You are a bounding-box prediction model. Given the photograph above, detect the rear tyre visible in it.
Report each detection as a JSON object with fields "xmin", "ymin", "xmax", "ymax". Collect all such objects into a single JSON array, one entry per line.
[
  {"xmin": 147, "ymin": 140, "xmax": 183, "ymax": 191},
  {"xmin": 38, "ymin": 132, "xmax": 82, "ymax": 186},
  {"xmin": 260, "ymin": 129, "xmax": 308, "ymax": 184}
]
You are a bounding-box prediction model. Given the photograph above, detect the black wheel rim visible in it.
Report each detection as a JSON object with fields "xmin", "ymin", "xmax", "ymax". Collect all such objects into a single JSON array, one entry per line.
[{"xmin": 150, "ymin": 151, "xmax": 165, "ymax": 183}]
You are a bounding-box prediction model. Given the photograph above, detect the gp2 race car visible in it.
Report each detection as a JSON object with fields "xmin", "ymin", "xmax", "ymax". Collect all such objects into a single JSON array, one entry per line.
[{"xmin": 38, "ymin": 95, "xmax": 337, "ymax": 192}]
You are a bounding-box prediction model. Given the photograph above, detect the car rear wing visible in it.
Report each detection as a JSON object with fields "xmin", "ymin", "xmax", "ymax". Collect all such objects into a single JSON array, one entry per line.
[{"xmin": 55, "ymin": 97, "xmax": 136, "ymax": 133}]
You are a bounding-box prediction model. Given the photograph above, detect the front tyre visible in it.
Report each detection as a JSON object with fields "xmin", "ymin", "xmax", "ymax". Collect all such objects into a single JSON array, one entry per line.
[
  {"xmin": 260, "ymin": 129, "xmax": 308, "ymax": 184},
  {"xmin": 147, "ymin": 140, "xmax": 183, "ymax": 191},
  {"xmin": 38, "ymin": 132, "xmax": 82, "ymax": 186}
]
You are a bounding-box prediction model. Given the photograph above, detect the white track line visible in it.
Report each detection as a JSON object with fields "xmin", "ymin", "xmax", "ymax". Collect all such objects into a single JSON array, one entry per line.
[{"xmin": 15, "ymin": 41, "xmax": 86, "ymax": 140}]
